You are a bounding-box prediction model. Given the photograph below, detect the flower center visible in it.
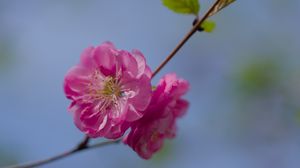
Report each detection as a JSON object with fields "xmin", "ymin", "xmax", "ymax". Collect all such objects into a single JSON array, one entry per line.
[
  {"xmin": 101, "ymin": 76, "xmax": 122, "ymax": 98},
  {"xmin": 86, "ymin": 70, "xmax": 127, "ymax": 112}
]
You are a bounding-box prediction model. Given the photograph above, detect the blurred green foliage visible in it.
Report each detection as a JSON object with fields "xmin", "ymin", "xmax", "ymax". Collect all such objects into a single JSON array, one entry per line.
[
  {"xmin": 0, "ymin": 39, "xmax": 14, "ymax": 72},
  {"xmin": 151, "ymin": 140, "xmax": 173, "ymax": 164},
  {"xmin": 295, "ymin": 110, "xmax": 300, "ymax": 124},
  {"xmin": 0, "ymin": 148, "xmax": 18, "ymax": 167},
  {"xmin": 236, "ymin": 59, "xmax": 281, "ymax": 95}
]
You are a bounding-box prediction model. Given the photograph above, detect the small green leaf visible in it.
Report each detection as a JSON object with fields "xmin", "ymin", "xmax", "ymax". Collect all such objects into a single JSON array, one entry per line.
[
  {"xmin": 201, "ymin": 20, "xmax": 216, "ymax": 33},
  {"xmin": 162, "ymin": 0, "xmax": 200, "ymax": 15}
]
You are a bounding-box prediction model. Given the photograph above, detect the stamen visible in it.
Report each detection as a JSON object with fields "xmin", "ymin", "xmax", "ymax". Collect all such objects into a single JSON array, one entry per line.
[{"xmin": 85, "ymin": 71, "xmax": 124, "ymax": 112}]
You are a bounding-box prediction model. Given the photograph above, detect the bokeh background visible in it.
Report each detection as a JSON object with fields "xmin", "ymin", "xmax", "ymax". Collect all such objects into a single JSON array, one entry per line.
[{"xmin": 1, "ymin": 0, "xmax": 300, "ymax": 168}]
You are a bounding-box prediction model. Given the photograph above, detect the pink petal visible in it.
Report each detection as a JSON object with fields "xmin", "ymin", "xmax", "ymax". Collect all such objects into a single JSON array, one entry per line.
[
  {"xmin": 108, "ymin": 98, "xmax": 128, "ymax": 122},
  {"xmin": 93, "ymin": 42, "xmax": 117, "ymax": 76},
  {"xmin": 80, "ymin": 46, "xmax": 97, "ymax": 68},
  {"xmin": 122, "ymin": 73, "xmax": 152, "ymax": 111},
  {"xmin": 131, "ymin": 49, "xmax": 152, "ymax": 78},
  {"xmin": 173, "ymin": 99, "xmax": 189, "ymax": 117},
  {"xmin": 125, "ymin": 104, "xmax": 144, "ymax": 122},
  {"xmin": 64, "ymin": 65, "xmax": 92, "ymax": 100},
  {"xmin": 117, "ymin": 50, "xmax": 139, "ymax": 77}
]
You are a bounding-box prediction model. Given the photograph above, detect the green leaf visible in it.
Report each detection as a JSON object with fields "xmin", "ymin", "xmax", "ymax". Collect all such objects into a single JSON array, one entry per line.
[
  {"xmin": 162, "ymin": 0, "xmax": 200, "ymax": 15},
  {"xmin": 201, "ymin": 20, "xmax": 216, "ymax": 33}
]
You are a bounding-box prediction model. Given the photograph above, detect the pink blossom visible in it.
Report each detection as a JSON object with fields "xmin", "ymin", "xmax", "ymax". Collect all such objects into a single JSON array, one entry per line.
[
  {"xmin": 64, "ymin": 42, "xmax": 152, "ymax": 139},
  {"xmin": 123, "ymin": 73, "xmax": 189, "ymax": 159}
]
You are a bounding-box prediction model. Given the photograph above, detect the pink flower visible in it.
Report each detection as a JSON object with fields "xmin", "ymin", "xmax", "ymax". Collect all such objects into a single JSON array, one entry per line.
[
  {"xmin": 123, "ymin": 73, "xmax": 189, "ymax": 159},
  {"xmin": 64, "ymin": 42, "xmax": 152, "ymax": 139}
]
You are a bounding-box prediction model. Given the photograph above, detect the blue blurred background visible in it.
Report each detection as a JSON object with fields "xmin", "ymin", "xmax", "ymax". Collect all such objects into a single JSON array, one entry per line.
[{"xmin": 1, "ymin": 0, "xmax": 300, "ymax": 167}]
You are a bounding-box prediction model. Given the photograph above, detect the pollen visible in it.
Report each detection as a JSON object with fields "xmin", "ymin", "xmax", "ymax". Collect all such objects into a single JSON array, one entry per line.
[{"xmin": 101, "ymin": 76, "xmax": 122, "ymax": 97}]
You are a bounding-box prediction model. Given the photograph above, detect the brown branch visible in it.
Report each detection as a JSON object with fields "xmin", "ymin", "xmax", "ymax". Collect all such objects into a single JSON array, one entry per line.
[
  {"xmin": 152, "ymin": 0, "xmax": 225, "ymax": 78},
  {"xmin": 76, "ymin": 135, "xmax": 90, "ymax": 150},
  {"xmin": 5, "ymin": 136, "xmax": 120, "ymax": 168}
]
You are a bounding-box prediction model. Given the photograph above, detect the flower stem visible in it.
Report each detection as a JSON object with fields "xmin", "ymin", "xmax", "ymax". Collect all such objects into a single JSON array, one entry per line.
[
  {"xmin": 76, "ymin": 135, "xmax": 90, "ymax": 150},
  {"xmin": 4, "ymin": 136, "xmax": 120, "ymax": 168},
  {"xmin": 152, "ymin": 0, "xmax": 223, "ymax": 78}
]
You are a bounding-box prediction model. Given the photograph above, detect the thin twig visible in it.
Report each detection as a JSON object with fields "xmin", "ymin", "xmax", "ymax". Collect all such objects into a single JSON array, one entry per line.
[
  {"xmin": 152, "ymin": 0, "xmax": 224, "ymax": 78},
  {"xmin": 5, "ymin": 138, "xmax": 120, "ymax": 168},
  {"xmin": 76, "ymin": 135, "xmax": 90, "ymax": 150}
]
